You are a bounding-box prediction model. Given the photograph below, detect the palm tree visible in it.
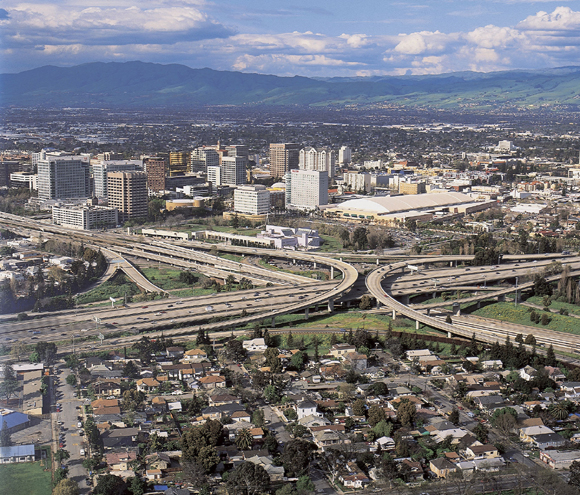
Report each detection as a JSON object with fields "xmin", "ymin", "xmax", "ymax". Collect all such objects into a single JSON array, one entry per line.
[
  {"xmin": 549, "ymin": 402, "xmax": 569, "ymax": 421},
  {"xmin": 235, "ymin": 428, "xmax": 253, "ymax": 451}
]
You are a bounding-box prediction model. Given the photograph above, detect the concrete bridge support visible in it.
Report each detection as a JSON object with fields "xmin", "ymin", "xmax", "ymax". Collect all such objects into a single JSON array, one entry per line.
[
  {"xmin": 328, "ymin": 299, "xmax": 335, "ymax": 312},
  {"xmin": 452, "ymin": 302, "xmax": 461, "ymax": 316},
  {"xmin": 477, "ymin": 301, "xmax": 481, "ymax": 309},
  {"xmin": 392, "ymin": 310, "xmax": 397, "ymax": 320},
  {"xmin": 497, "ymin": 294, "xmax": 506, "ymax": 302},
  {"xmin": 401, "ymin": 295, "xmax": 410, "ymax": 305},
  {"xmin": 426, "ymin": 308, "xmax": 430, "ymax": 316},
  {"xmin": 271, "ymin": 317, "xmax": 275, "ymax": 327},
  {"xmin": 313, "ymin": 262, "xmax": 317, "ymax": 269},
  {"xmin": 377, "ymin": 300, "xmax": 382, "ymax": 309},
  {"xmin": 376, "ymin": 258, "xmax": 380, "ymax": 265},
  {"xmin": 304, "ymin": 307, "xmax": 309, "ymax": 320},
  {"xmin": 416, "ymin": 320, "xmax": 420, "ymax": 330},
  {"xmin": 447, "ymin": 331, "xmax": 453, "ymax": 338},
  {"xmin": 330, "ymin": 267, "xmax": 334, "ymax": 279}
]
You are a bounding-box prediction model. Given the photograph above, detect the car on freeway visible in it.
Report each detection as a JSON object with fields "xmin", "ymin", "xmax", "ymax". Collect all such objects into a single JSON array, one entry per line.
[{"xmin": 141, "ymin": 306, "xmax": 148, "ymax": 309}]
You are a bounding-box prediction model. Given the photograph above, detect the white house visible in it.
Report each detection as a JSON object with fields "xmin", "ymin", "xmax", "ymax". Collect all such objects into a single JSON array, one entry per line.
[
  {"xmin": 297, "ymin": 400, "xmax": 320, "ymax": 420},
  {"xmin": 242, "ymin": 338, "xmax": 267, "ymax": 352}
]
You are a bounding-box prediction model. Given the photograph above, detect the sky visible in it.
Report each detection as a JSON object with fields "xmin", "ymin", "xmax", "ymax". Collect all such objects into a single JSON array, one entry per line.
[{"xmin": 2, "ymin": 0, "xmax": 580, "ymax": 77}]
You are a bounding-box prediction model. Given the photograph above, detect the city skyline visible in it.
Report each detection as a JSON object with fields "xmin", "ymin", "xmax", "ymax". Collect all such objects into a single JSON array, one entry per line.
[{"xmin": 1, "ymin": 1, "xmax": 580, "ymax": 77}]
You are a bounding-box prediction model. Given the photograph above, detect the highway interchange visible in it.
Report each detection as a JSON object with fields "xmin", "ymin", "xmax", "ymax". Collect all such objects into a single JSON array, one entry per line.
[{"xmin": 2, "ymin": 211, "xmax": 580, "ymax": 362}]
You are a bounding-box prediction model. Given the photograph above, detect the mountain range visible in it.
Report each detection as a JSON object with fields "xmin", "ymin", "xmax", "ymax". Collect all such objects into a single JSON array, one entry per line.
[{"xmin": 2, "ymin": 61, "xmax": 580, "ymax": 111}]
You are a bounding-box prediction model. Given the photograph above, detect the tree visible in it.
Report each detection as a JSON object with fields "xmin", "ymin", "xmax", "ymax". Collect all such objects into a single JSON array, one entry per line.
[
  {"xmin": 533, "ymin": 275, "xmax": 553, "ymax": 297},
  {"xmin": 0, "ymin": 363, "xmax": 19, "ymax": 401},
  {"xmin": 225, "ymin": 339, "xmax": 247, "ymax": 363},
  {"xmin": 0, "ymin": 422, "xmax": 11, "ymax": 447},
  {"xmin": 264, "ymin": 348, "xmax": 282, "ymax": 373},
  {"xmin": 263, "ymin": 384, "xmax": 280, "ymax": 403},
  {"xmin": 449, "ymin": 407, "xmax": 460, "ymax": 426},
  {"xmin": 53, "ymin": 479, "xmax": 79, "ymax": 495},
  {"xmin": 181, "ymin": 459, "xmax": 208, "ymax": 486},
  {"xmin": 546, "ymin": 344, "xmax": 556, "ymax": 366},
  {"xmin": 127, "ymin": 476, "xmax": 147, "ymax": 495},
  {"xmin": 34, "ymin": 342, "xmax": 57, "ymax": 365},
  {"xmin": 290, "ymin": 351, "xmax": 305, "ymax": 371},
  {"xmin": 122, "ymin": 361, "xmax": 140, "ymax": 379},
  {"xmin": 368, "ymin": 404, "xmax": 386, "ymax": 427},
  {"xmin": 296, "ymin": 476, "xmax": 315, "ymax": 494},
  {"xmin": 252, "ymin": 409, "xmax": 265, "ymax": 427},
  {"xmin": 66, "ymin": 374, "xmax": 77, "ymax": 387},
  {"xmin": 54, "ymin": 449, "xmax": 71, "ymax": 464},
  {"xmin": 359, "ymin": 295, "xmax": 372, "ymax": 310},
  {"xmin": 550, "ymin": 402, "xmax": 570, "ymax": 421},
  {"xmin": 352, "ymin": 399, "xmax": 366, "ymax": 417},
  {"xmin": 492, "ymin": 410, "xmax": 517, "ymax": 436},
  {"xmin": 236, "ymin": 428, "xmax": 253, "ymax": 451},
  {"xmin": 197, "ymin": 445, "xmax": 219, "ymax": 472},
  {"xmin": 93, "ymin": 474, "xmax": 128, "ymax": 495},
  {"xmin": 226, "ymin": 461, "xmax": 270, "ymax": 495},
  {"xmin": 371, "ymin": 381, "xmax": 388, "ymax": 396},
  {"xmin": 524, "ymin": 334, "xmax": 537, "ymax": 346},
  {"xmin": 122, "ymin": 390, "xmax": 145, "ymax": 412},
  {"xmin": 281, "ymin": 439, "xmax": 315, "ymax": 477},
  {"xmin": 373, "ymin": 419, "xmax": 393, "ymax": 439},
  {"xmin": 472, "ymin": 423, "xmax": 488, "ymax": 443},
  {"xmin": 380, "ymin": 454, "xmax": 398, "ymax": 487},
  {"xmin": 397, "ymin": 399, "xmax": 416, "ymax": 427},
  {"xmin": 10, "ymin": 341, "xmax": 26, "ymax": 361},
  {"xmin": 569, "ymin": 460, "xmax": 580, "ymax": 488}
]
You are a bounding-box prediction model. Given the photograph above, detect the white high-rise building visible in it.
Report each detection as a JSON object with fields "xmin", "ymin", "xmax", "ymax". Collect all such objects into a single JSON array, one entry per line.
[
  {"xmin": 343, "ymin": 172, "xmax": 372, "ymax": 193},
  {"xmin": 52, "ymin": 204, "xmax": 118, "ymax": 230},
  {"xmin": 221, "ymin": 156, "xmax": 247, "ymax": 186},
  {"xmin": 234, "ymin": 185, "xmax": 270, "ymax": 215},
  {"xmin": 339, "ymin": 146, "xmax": 352, "ymax": 165},
  {"xmin": 299, "ymin": 147, "xmax": 336, "ymax": 178},
  {"xmin": 92, "ymin": 160, "xmax": 142, "ymax": 198},
  {"xmin": 207, "ymin": 166, "xmax": 222, "ymax": 187},
  {"xmin": 288, "ymin": 170, "xmax": 328, "ymax": 210},
  {"xmin": 190, "ymin": 148, "xmax": 219, "ymax": 173},
  {"xmin": 37, "ymin": 155, "xmax": 91, "ymax": 201}
]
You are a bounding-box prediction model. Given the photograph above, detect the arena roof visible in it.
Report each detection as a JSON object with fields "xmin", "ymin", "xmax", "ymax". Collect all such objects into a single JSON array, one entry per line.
[{"xmin": 330, "ymin": 192, "xmax": 475, "ymax": 215}]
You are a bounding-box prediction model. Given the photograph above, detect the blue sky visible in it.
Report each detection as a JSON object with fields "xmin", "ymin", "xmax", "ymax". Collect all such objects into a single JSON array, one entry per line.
[{"xmin": 1, "ymin": 1, "xmax": 580, "ymax": 76}]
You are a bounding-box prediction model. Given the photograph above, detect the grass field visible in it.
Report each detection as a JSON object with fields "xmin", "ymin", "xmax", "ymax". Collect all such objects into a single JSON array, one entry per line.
[
  {"xmin": 218, "ymin": 253, "xmax": 244, "ymax": 263},
  {"xmin": 0, "ymin": 447, "xmax": 52, "ymax": 495},
  {"xmin": 525, "ymin": 296, "xmax": 580, "ymax": 316},
  {"xmin": 258, "ymin": 259, "xmax": 328, "ymax": 280},
  {"xmin": 318, "ymin": 234, "xmax": 344, "ymax": 253},
  {"xmin": 470, "ymin": 302, "xmax": 580, "ymax": 335},
  {"xmin": 141, "ymin": 268, "xmax": 194, "ymax": 290},
  {"xmin": 76, "ymin": 274, "xmax": 141, "ymax": 304}
]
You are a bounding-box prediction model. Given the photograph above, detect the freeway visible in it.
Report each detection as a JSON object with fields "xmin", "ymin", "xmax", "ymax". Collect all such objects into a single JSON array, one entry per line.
[{"xmin": 366, "ymin": 258, "xmax": 580, "ymax": 355}]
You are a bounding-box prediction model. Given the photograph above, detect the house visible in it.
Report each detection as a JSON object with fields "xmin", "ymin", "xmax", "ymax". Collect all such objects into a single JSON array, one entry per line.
[
  {"xmin": 231, "ymin": 410, "xmax": 251, "ymax": 423},
  {"xmin": 242, "ymin": 338, "xmax": 267, "ymax": 352},
  {"xmin": 105, "ymin": 451, "xmax": 137, "ymax": 471},
  {"xmin": 520, "ymin": 425, "xmax": 554, "ymax": 443},
  {"xmin": 345, "ymin": 352, "xmax": 368, "ymax": 370},
  {"xmin": 519, "ymin": 366, "xmax": 537, "ymax": 382},
  {"xmin": 540, "ymin": 450, "xmax": 580, "ymax": 469},
  {"xmin": 0, "ymin": 445, "xmax": 35, "ymax": 464},
  {"xmin": 198, "ymin": 375, "xmax": 226, "ymax": 389},
  {"xmin": 245, "ymin": 455, "xmax": 285, "ymax": 482},
  {"xmin": 329, "ymin": 343, "xmax": 356, "ymax": 359},
  {"xmin": 166, "ymin": 347, "xmax": 184, "ymax": 359},
  {"xmin": 474, "ymin": 395, "xmax": 506, "ymax": 411},
  {"xmin": 297, "ymin": 400, "xmax": 321, "ymax": 420},
  {"xmin": 430, "ymin": 458, "xmax": 457, "ymax": 478},
  {"xmin": 482, "ymin": 360, "xmax": 503, "ymax": 370},
  {"xmin": 146, "ymin": 452, "xmax": 171, "ymax": 470},
  {"xmin": 465, "ymin": 445, "xmax": 500, "ymax": 460},
  {"xmin": 146, "ymin": 469, "xmax": 162, "ymax": 481},
  {"xmin": 388, "ymin": 396, "xmax": 423, "ymax": 412},
  {"xmin": 209, "ymin": 393, "xmax": 241, "ymax": 406},
  {"xmin": 401, "ymin": 459, "xmax": 424, "ymax": 481},
  {"xmin": 136, "ymin": 378, "xmax": 160, "ymax": 392},
  {"xmin": 544, "ymin": 366, "xmax": 566, "ymax": 382},
  {"xmin": 93, "ymin": 381, "xmax": 122, "ymax": 397},
  {"xmin": 340, "ymin": 462, "xmax": 370, "ymax": 489},
  {"xmin": 182, "ymin": 349, "xmax": 208, "ymax": 363},
  {"xmin": 406, "ymin": 349, "xmax": 433, "ymax": 360},
  {"xmin": 531, "ymin": 433, "xmax": 566, "ymax": 450},
  {"xmin": 375, "ymin": 436, "xmax": 395, "ymax": 450}
]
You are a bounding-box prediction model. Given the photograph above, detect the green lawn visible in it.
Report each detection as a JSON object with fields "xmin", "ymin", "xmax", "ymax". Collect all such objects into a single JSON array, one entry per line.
[
  {"xmin": 218, "ymin": 253, "xmax": 244, "ymax": 263},
  {"xmin": 471, "ymin": 302, "xmax": 580, "ymax": 335},
  {"xmin": 258, "ymin": 259, "xmax": 329, "ymax": 280},
  {"xmin": 76, "ymin": 273, "xmax": 141, "ymax": 304},
  {"xmin": 141, "ymin": 268, "xmax": 194, "ymax": 290},
  {"xmin": 0, "ymin": 448, "xmax": 52, "ymax": 495},
  {"xmin": 318, "ymin": 234, "xmax": 344, "ymax": 253},
  {"xmin": 525, "ymin": 296, "xmax": 580, "ymax": 316}
]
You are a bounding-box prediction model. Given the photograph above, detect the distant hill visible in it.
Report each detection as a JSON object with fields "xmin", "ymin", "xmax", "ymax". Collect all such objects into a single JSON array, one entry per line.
[{"xmin": 2, "ymin": 61, "xmax": 580, "ymax": 110}]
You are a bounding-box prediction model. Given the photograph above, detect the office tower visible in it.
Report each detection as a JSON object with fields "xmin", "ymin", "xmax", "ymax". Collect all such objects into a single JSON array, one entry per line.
[
  {"xmin": 144, "ymin": 157, "xmax": 166, "ymax": 193},
  {"xmin": 169, "ymin": 151, "xmax": 189, "ymax": 176},
  {"xmin": 225, "ymin": 145, "xmax": 249, "ymax": 158},
  {"xmin": 287, "ymin": 170, "xmax": 328, "ymax": 210},
  {"xmin": 107, "ymin": 171, "xmax": 148, "ymax": 223},
  {"xmin": 37, "ymin": 155, "xmax": 91, "ymax": 200},
  {"xmin": 234, "ymin": 185, "xmax": 270, "ymax": 215},
  {"xmin": 284, "ymin": 172, "xmax": 292, "ymax": 208},
  {"xmin": 0, "ymin": 161, "xmax": 19, "ymax": 188},
  {"xmin": 269, "ymin": 143, "xmax": 299, "ymax": 178},
  {"xmin": 339, "ymin": 146, "xmax": 352, "ymax": 165},
  {"xmin": 190, "ymin": 148, "xmax": 219, "ymax": 173},
  {"xmin": 221, "ymin": 156, "xmax": 247, "ymax": 186},
  {"xmin": 92, "ymin": 160, "xmax": 142, "ymax": 198},
  {"xmin": 207, "ymin": 166, "xmax": 222, "ymax": 187},
  {"xmin": 299, "ymin": 147, "xmax": 336, "ymax": 178},
  {"xmin": 52, "ymin": 204, "xmax": 119, "ymax": 230}
]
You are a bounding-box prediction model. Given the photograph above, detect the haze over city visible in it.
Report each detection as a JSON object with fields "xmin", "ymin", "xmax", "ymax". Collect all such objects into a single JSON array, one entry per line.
[{"xmin": 2, "ymin": 1, "xmax": 580, "ymax": 77}]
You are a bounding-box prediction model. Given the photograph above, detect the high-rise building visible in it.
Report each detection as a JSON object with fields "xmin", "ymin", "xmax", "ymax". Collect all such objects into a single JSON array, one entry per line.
[
  {"xmin": 169, "ymin": 151, "xmax": 190, "ymax": 176},
  {"xmin": 299, "ymin": 147, "xmax": 336, "ymax": 178},
  {"xmin": 225, "ymin": 145, "xmax": 249, "ymax": 158},
  {"xmin": 0, "ymin": 161, "xmax": 19, "ymax": 188},
  {"xmin": 37, "ymin": 155, "xmax": 91, "ymax": 200},
  {"xmin": 207, "ymin": 166, "xmax": 222, "ymax": 187},
  {"xmin": 269, "ymin": 143, "xmax": 299, "ymax": 178},
  {"xmin": 92, "ymin": 160, "xmax": 142, "ymax": 198},
  {"xmin": 339, "ymin": 146, "xmax": 352, "ymax": 165},
  {"xmin": 52, "ymin": 204, "xmax": 119, "ymax": 230},
  {"xmin": 107, "ymin": 171, "xmax": 148, "ymax": 223},
  {"xmin": 144, "ymin": 157, "xmax": 167, "ymax": 193},
  {"xmin": 190, "ymin": 148, "xmax": 219, "ymax": 173},
  {"xmin": 234, "ymin": 185, "xmax": 270, "ymax": 215},
  {"xmin": 221, "ymin": 156, "xmax": 247, "ymax": 186},
  {"xmin": 287, "ymin": 170, "xmax": 328, "ymax": 210}
]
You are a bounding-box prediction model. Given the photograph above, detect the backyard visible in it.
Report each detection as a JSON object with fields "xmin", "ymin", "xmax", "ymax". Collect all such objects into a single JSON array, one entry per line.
[{"xmin": 0, "ymin": 447, "xmax": 52, "ymax": 495}]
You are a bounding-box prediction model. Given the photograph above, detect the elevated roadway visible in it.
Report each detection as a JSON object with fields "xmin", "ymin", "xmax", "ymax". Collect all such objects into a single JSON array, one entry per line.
[{"xmin": 366, "ymin": 258, "xmax": 580, "ymax": 354}]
